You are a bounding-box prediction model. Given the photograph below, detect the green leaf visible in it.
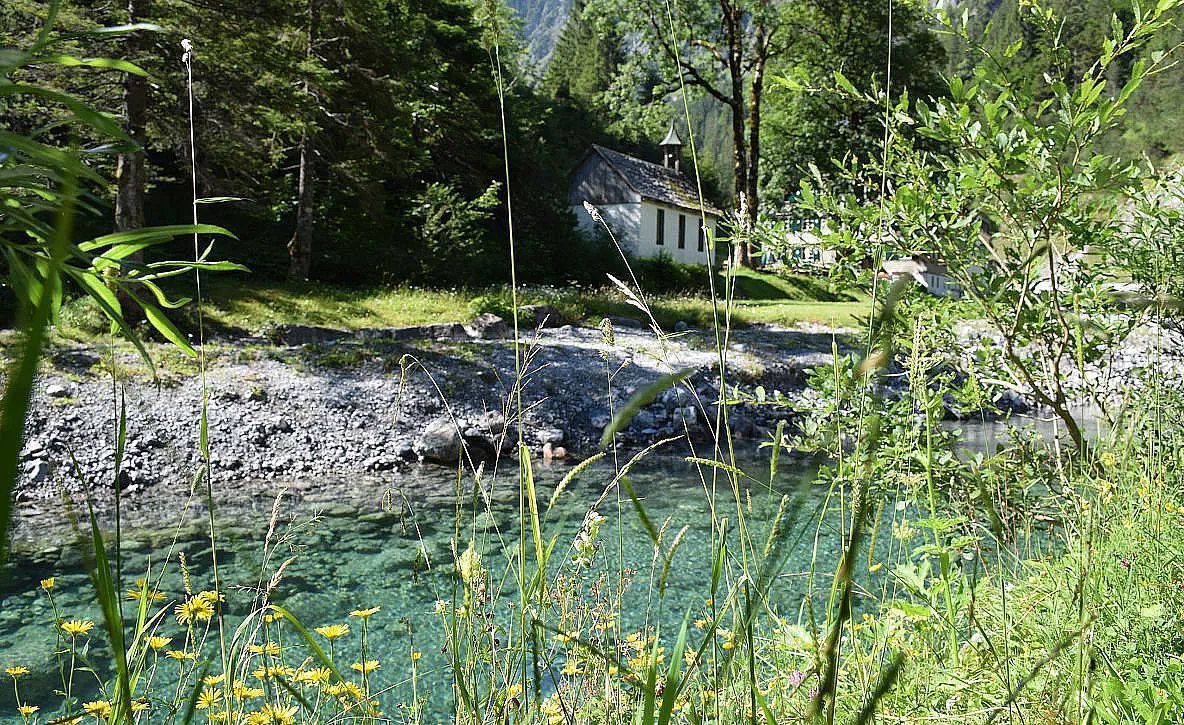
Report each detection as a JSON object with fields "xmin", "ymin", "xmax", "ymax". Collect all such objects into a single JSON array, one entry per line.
[
  {"xmin": 80, "ymin": 224, "xmax": 236, "ymax": 251},
  {"xmin": 657, "ymin": 615, "xmax": 690, "ymax": 725},
  {"xmin": 833, "ymin": 70, "xmax": 858, "ymax": 96},
  {"xmin": 195, "ymin": 196, "xmax": 248, "ymax": 204},
  {"xmin": 36, "ymin": 54, "xmax": 147, "ymax": 75},
  {"xmin": 142, "ymin": 300, "xmax": 197, "ymax": 356},
  {"xmin": 599, "ymin": 369, "xmax": 694, "ymax": 449}
]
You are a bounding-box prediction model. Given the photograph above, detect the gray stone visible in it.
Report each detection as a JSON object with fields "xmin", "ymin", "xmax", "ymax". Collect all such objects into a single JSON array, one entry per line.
[
  {"xmin": 24, "ymin": 459, "xmax": 49, "ymax": 483},
  {"xmin": 464, "ymin": 314, "xmax": 508, "ymax": 340},
  {"xmin": 475, "ymin": 411, "xmax": 506, "ymax": 434},
  {"xmin": 521, "ymin": 304, "xmax": 567, "ymax": 328},
  {"xmin": 631, "ymin": 410, "xmax": 656, "ymax": 429},
  {"xmin": 45, "ymin": 383, "xmax": 70, "ymax": 398},
  {"xmin": 415, "ymin": 416, "xmax": 463, "ymax": 463},
  {"xmin": 536, "ymin": 427, "xmax": 564, "ymax": 445},
  {"xmin": 272, "ymin": 325, "xmax": 350, "ymax": 345}
]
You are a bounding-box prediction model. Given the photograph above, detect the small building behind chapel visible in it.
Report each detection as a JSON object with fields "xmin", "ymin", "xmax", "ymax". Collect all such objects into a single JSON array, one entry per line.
[{"xmin": 569, "ymin": 126, "xmax": 724, "ymax": 265}]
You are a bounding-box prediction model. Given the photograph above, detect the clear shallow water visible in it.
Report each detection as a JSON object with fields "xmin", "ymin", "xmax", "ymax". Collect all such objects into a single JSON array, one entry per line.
[{"xmin": 0, "ymin": 443, "xmax": 1053, "ymax": 718}]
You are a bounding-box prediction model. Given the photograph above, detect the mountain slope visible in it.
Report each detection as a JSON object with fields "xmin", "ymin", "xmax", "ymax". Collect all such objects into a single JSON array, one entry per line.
[{"xmin": 506, "ymin": 0, "xmax": 570, "ymax": 65}]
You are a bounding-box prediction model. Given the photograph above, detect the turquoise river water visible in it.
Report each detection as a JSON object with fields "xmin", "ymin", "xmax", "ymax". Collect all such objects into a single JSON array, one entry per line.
[{"xmin": 0, "ymin": 439, "xmax": 1056, "ymax": 719}]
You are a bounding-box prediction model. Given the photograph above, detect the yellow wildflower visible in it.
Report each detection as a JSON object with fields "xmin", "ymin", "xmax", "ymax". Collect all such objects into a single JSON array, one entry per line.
[
  {"xmin": 175, "ymin": 595, "xmax": 215, "ymax": 625},
  {"xmin": 61, "ymin": 620, "xmax": 95, "ymax": 637},
  {"xmin": 349, "ymin": 606, "xmax": 381, "ymax": 619},
  {"xmin": 233, "ymin": 681, "xmax": 265, "ymax": 699},
  {"xmin": 261, "ymin": 703, "xmax": 298, "ymax": 724},
  {"xmin": 6, "ymin": 666, "xmax": 30, "ymax": 678},
  {"xmin": 165, "ymin": 650, "xmax": 197, "ymax": 661},
  {"xmin": 39, "ymin": 578, "xmax": 55, "ymax": 592},
  {"xmin": 295, "ymin": 667, "xmax": 331, "ymax": 685},
  {"xmin": 201, "ymin": 673, "xmax": 226, "ymax": 686},
  {"xmin": 351, "ymin": 660, "xmax": 380, "ymax": 674},
  {"xmin": 198, "ymin": 590, "xmax": 225, "ymax": 605},
  {"xmin": 252, "ymin": 664, "xmax": 295, "ymax": 680},
  {"xmin": 83, "ymin": 700, "xmax": 112, "ymax": 718},
  {"xmin": 125, "ymin": 579, "xmax": 166, "ymax": 602},
  {"xmin": 314, "ymin": 623, "xmax": 350, "ymax": 640},
  {"xmin": 560, "ymin": 659, "xmax": 583, "ymax": 676},
  {"xmin": 540, "ymin": 694, "xmax": 565, "ymax": 724},
  {"xmin": 247, "ymin": 641, "xmax": 281, "ymax": 656},
  {"xmin": 148, "ymin": 636, "xmax": 172, "ymax": 651},
  {"xmin": 18, "ymin": 705, "xmax": 38, "ymax": 715},
  {"xmin": 131, "ymin": 699, "xmax": 150, "ymax": 713},
  {"xmin": 197, "ymin": 688, "xmax": 223, "ymax": 710},
  {"xmin": 410, "ymin": 650, "xmax": 422, "ymax": 663}
]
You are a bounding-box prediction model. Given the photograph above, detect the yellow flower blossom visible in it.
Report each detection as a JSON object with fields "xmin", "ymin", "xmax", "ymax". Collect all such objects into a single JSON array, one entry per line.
[
  {"xmin": 540, "ymin": 694, "xmax": 566, "ymax": 724},
  {"xmin": 165, "ymin": 650, "xmax": 198, "ymax": 661},
  {"xmin": 410, "ymin": 650, "xmax": 422, "ymax": 663},
  {"xmin": 295, "ymin": 667, "xmax": 331, "ymax": 685},
  {"xmin": 201, "ymin": 673, "xmax": 226, "ymax": 686},
  {"xmin": 175, "ymin": 596, "xmax": 215, "ymax": 626},
  {"xmin": 39, "ymin": 578, "xmax": 55, "ymax": 592},
  {"xmin": 148, "ymin": 636, "xmax": 172, "ymax": 651},
  {"xmin": 83, "ymin": 700, "xmax": 112, "ymax": 718},
  {"xmin": 314, "ymin": 623, "xmax": 350, "ymax": 640},
  {"xmin": 198, "ymin": 590, "xmax": 225, "ymax": 605},
  {"xmin": 125, "ymin": 578, "xmax": 166, "ymax": 602},
  {"xmin": 252, "ymin": 664, "xmax": 295, "ymax": 680},
  {"xmin": 560, "ymin": 660, "xmax": 583, "ymax": 676},
  {"xmin": 349, "ymin": 606, "xmax": 381, "ymax": 619},
  {"xmin": 18, "ymin": 704, "xmax": 39, "ymax": 715},
  {"xmin": 351, "ymin": 660, "xmax": 380, "ymax": 674},
  {"xmin": 6, "ymin": 666, "xmax": 30, "ymax": 678},
  {"xmin": 261, "ymin": 703, "xmax": 298, "ymax": 724},
  {"xmin": 247, "ymin": 641, "xmax": 281, "ymax": 656},
  {"xmin": 233, "ymin": 681, "xmax": 266, "ymax": 699},
  {"xmin": 61, "ymin": 620, "xmax": 94, "ymax": 637},
  {"xmin": 197, "ymin": 688, "xmax": 223, "ymax": 710}
]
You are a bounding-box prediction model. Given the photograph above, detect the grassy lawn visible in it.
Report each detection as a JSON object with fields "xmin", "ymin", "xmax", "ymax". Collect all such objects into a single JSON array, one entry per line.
[
  {"xmin": 52, "ymin": 269, "xmax": 869, "ymax": 342},
  {"xmin": 191, "ymin": 270, "xmax": 868, "ymax": 332},
  {"xmin": 194, "ymin": 277, "xmax": 475, "ymax": 331}
]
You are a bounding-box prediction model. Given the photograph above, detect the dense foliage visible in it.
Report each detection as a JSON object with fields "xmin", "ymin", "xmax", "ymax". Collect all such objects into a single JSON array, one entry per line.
[{"xmin": 0, "ymin": 0, "xmax": 614, "ymax": 286}]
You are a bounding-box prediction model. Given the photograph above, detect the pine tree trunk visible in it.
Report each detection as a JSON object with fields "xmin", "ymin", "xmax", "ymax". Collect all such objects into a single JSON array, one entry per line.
[
  {"xmin": 286, "ymin": 0, "xmax": 317, "ymax": 282},
  {"xmin": 115, "ymin": 0, "xmax": 148, "ymax": 319},
  {"xmin": 745, "ymin": 32, "xmax": 767, "ymax": 268},
  {"xmin": 725, "ymin": 6, "xmax": 752, "ymax": 268},
  {"xmin": 115, "ymin": 0, "xmax": 148, "ymax": 235},
  {"xmin": 287, "ymin": 132, "xmax": 315, "ymax": 281}
]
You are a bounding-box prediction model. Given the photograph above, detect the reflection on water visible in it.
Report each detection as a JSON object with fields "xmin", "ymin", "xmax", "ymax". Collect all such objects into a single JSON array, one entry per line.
[{"xmin": 0, "ymin": 423, "xmax": 1062, "ymax": 718}]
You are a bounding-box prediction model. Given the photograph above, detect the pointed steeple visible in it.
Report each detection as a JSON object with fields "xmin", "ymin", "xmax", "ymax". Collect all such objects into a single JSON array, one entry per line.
[{"xmin": 659, "ymin": 122, "xmax": 683, "ymax": 172}]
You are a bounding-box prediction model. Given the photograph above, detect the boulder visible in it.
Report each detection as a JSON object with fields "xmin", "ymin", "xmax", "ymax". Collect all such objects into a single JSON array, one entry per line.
[
  {"xmin": 24, "ymin": 459, "xmax": 49, "ymax": 484},
  {"xmin": 475, "ymin": 411, "xmax": 506, "ymax": 434},
  {"xmin": 45, "ymin": 383, "xmax": 71, "ymax": 399},
  {"xmin": 535, "ymin": 427, "xmax": 564, "ymax": 445},
  {"xmin": 521, "ymin": 304, "xmax": 567, "ymax": 328},
  {"xmin": 465, "ymin": 314, "xmax": 508, "ymax": 340},
  {"xmin": 270, "ymin": 324, "xmax": 350, "ymax": 346},
  {"xmin": 415, "ymin": 416, "xmax": 463, "ymax": 463}
]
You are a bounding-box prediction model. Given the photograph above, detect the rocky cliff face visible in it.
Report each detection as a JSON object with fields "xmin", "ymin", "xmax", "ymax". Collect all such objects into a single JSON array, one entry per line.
[{"xmin": 506, "ymin": 0, "xmax": 569, "ymax": 65}]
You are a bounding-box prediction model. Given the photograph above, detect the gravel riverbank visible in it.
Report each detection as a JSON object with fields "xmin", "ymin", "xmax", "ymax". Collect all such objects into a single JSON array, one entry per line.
[{"xmin": 11, "ymin": 316, "xmax": 1180, "ymax": 535}]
